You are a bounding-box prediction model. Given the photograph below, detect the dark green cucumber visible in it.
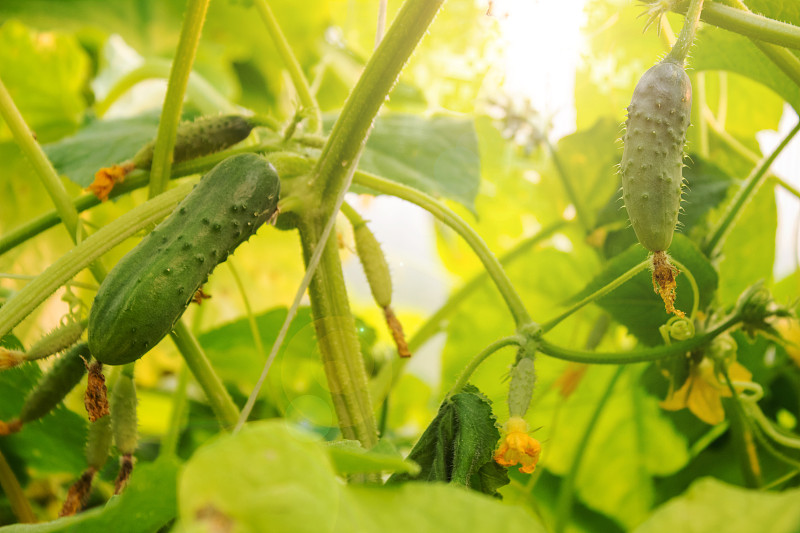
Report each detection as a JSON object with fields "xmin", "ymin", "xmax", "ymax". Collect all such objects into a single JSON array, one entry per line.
[
  {"xmin": 88, "ymin": 154, "xmax": 280, "ymax": 365},
  {"xmin": 621, "ymin": 60, "xmax": 692, "ymax": 252},
  {"xmin": 19, "ymin": 342, "xmax": 89, "ymax": 423},
  {"xmin": 131, "ymin": 115, "xmax": 256, "ymax": 170}
]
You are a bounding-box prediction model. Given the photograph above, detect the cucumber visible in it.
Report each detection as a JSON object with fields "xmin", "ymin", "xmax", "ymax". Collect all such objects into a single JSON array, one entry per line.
[
  {"xmin": 88, "ymin": 154, "xmax": 280, "ymax": 365},
  {"xmin": 621, "ymin": 59, "xmax": 692, "ymax": 252},
  {"xmin": 19, "ymin": 342, "xmax": 89, "ymax": 424},
  {"xmin": 131, "ymin": 115, "xmax": 257, "ymax": 170}
]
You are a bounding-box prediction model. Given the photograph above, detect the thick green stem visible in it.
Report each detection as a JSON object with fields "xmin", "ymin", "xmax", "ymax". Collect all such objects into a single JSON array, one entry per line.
[
  {"xmin": 170, "ymin": 322, "xmax": 239, "ymax": 430},
  {"xmin": 0, "ymin": 448, "xmax": 36, "ymax": 523},
  {"xmin": 666, "ymin": 0, "xmax": 704, "ymax": 64},
  {"xmin": 409, "ymin": 221, "xmax": 567, "ymax": 352},
  {"xmin": 672, "ymin": 1, "xmax": 800, "ymax": 50},
  {"xmin": 148, "ymin": 0, "xmax": 210, "ymax": 198},
  {"xmin": 538, "ymin": 315, "xmax": 740, "ymax": 364},
  {"xmin": 541, "ymin": 259, "xmax": 649, "ymax": 333},
  {"xmin": 313, "ymin": 0, "xmax": 445, "ymax": 210},
  {"xmin": 0, "ymin": 183, "xmax": 194, "ymax": 339},
  {"xmin": 704, "ymin": 120, "xmax": 800, "ymax": 257},
  {"xmin": 95, "ymin": 59, "xmax": 236, "ymax": 117},
  {"xmin": 252, "ymin": 0, "xmax": 321, "ymax": 133},
  {"xmin": 298, "ymin": 218, "xmax": 378, "ymax": 446},
  {"xmin": 354, "ymin": 170, "xmax": 532, "ymax": 327},
  {"xmin": 553, "ymin": 366, "xmax": 624, "ymax": 533},
  {"xmin": 445, "ymin": 336, "xmax": 522, "ymax": 398}
]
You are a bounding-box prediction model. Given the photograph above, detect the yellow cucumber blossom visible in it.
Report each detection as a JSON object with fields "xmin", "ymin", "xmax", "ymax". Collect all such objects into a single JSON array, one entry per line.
[
  {"xmin": 494, "ymin": 416, "xmax": 541, "ymax": 474},
  {"xmin": 660, "ymin": 358, "xmax": 752, "ymax": 425}
]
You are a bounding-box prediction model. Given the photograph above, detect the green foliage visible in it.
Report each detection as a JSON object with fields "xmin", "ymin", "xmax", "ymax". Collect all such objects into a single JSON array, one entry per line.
[{"xmin": 388, "ymin": 385, "xmax": 509, "ymax": 496}]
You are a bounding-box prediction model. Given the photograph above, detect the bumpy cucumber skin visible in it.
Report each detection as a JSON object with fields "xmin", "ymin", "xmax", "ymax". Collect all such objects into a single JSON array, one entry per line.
[
  {"xmin": 20, "ymin": 342, "xmax": 89, "ymax": 423},
  {"xmin": 508, "ymin": 356, "xmax": 536, "ymax": 418},
  {"xmin": 132, "ymin": 115, "xmax": 255, "ymax": 170},
  {"xmin": 110, "ymin": 370, "xmax": 138, "ymax": 456},
  {"xmin": 621, "ymin": 60, "xmax": 692, "ymax": 252},
  {"xmin": 86, "ymin": 414, "xmax": 113, "ymax": 471},
  {"xmin": 353, "ymin": 223, "xmax": 392, "ymax": 308},
  {"xmin": 89, "ymin": 154, "xmax": 280, "ymax": 365},
  {"xmin": 25, "ymin": 320, "xmax": 85, "ymax": 361}
]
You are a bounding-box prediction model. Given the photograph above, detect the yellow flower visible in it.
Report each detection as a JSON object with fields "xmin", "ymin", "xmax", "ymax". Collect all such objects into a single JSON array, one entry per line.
[
  {"xmin": 660, "ymin": 359, "xmax": 752, "ymax": 425},
  {"xmin": 494, "ymin": 416, "xmax": 541, "ymax": 474}
]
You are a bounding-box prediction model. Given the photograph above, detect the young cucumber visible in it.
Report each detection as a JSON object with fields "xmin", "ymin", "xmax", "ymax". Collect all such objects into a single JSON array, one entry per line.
[
  {"xmin": 621, "ymin": 59, "xmax": 691, "ymax": 252},
  {"xmin": 88, "ymin": 154, "xmax": 280, "ymax": 365}
]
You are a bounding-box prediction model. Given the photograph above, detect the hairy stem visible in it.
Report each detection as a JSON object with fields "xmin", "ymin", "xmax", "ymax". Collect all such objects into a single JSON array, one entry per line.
[
  {"xmin": 666, "ymin": 0, "xmax": 704, "ymax": 65},
  {"xmin": 554, "ymin": 366, "xmax": 624, "ymax": 533},
  {"xmin": 253, "ymin": 0, "xmax": 321, "ymax": 133},
  {"xmin": 148, "ymin": 0, "xmax": 210, "ymax": 197},
  {"xmin": 704, "ymin": 120, "xmax": 800, "ymax": 257},
  {"xmin": 354, "ymin": 170, "xmax": 532, "ymax": 327},
  {"xmin": 538, "ymin": 314, "xmax": 740, "ymax": 364},
  {"xmin": 541, "ymin": 259, "xmax": 650, "ymax": 333},
  {"xmin": 672, "ymin": 1, "xmax": 800, "ymax": 50}
]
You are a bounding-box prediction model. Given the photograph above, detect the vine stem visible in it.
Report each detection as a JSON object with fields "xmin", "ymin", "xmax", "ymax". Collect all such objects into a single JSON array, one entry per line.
[
  {"xmin": 445, "ymin": 336, "xmax": 523, "ymax": 399},
  {"xmin": 147, "ymin": 0, "xmax": 210, "ymax": 198},
  {"xmin": 354, "ymin": 170, "xmax": 532, "ymax": 328},
  {"xmin": 704, "ymin": 120, "xmax": 800, "ymax": 257},
  {"xmin": 540, "ymin": 259, "xmax": 650, "ymax": 333},
  {"xmin": 253, "ymin": 0, "xmax": 321, "ymax": 133},
  {"xmin": 0, "ymin": 76, "xmax": 105, "ymax": 282},
  {"xmin": 672, "ymin": 1, "xmax": 800, "ymax": 50},
  {"xmin": 409, "ymin": 221, "xmax": 567, "ymax": 353},
  {"xmin": 666, "ymin": 0, "xmax": 704, "ymax": 64},
  {"xmin": 721, "ymin": 369, "xmax": 762, "ymax": 486},
  {"xmin": 159, "ymin": 364, "xmax": 190, "ymax": 458},
  {"xmin": 538, "ymin": 314, "xmax": 740, "ymax": 365},
  {"xmin": 553, "ymin": 365, "xmax": 624, "ymax": 533},
  {"xmin": 0, "ymin": 182, "xmax": 194, "ymax": 340},
  {"xmin": 0, "ymin": 448, "xmax": 36, "ymax": 523},
  {"xmin": 95, "ymin": 58, "xmax": 237, "ymax": 117},
  {"xmin": 170, "ymin": 322, "xmax": 240, "ymax": 430}
]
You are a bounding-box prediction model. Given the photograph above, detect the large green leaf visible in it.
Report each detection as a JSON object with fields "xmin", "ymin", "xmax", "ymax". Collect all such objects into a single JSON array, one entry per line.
[
  {"xmin": 177, "ymin": 421, "xmax": 544, "ymax": 533},
  {"xmin": 44, "ymin": 114, "xmax": 159, "ymax": 187},
  {"xmin": 0, "ymin": 20, "xmax": 89, "ymax": 142},
  {"xmin": 354, "ymin": 113, "xmax": 481, "ymax": 211},
  {"xmin": 388, "ymin": 384, "xmax": 509, "ymax": 496},
  {"xmin": 634, "ymin": 477, "xmax": 800, "ymax": 533},
  {"xmin": 577, "ymin": 234, "xmax": 718, "ymax": 346},
  {"xmin": 0, "ymin": 457, "xmax": 180, "ymax": 533}
]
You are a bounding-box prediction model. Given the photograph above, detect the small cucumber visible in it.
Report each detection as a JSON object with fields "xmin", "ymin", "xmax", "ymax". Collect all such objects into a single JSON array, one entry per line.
[
  {"xmin": 131, "ymin": 115, "xmax": 257, "ymax": 170},
  {"xmin": 24, "ymin": 319, "xmax": 86, "ymax": 362},
  {"xmin": 89, "ymin": 154, "xmax": 281, "ymax": 365},
  {"xmin": 19, "ymin": 342, "xmax": 89, "ymax": 424},
  {"xmin": 110, "ymin": 367, "xmax": 138, "ymax": 456},
  {"xmin": 621, "ymin": 59, "xmax": 692, "ymax": 252}
]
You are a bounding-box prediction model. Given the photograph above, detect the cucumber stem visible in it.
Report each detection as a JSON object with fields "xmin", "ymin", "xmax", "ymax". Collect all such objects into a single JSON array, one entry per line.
[
  {"xmin": 666, "ymin": 0, "xmax": 704, "ymax": 65},
  {"xmin": 445, "ymin": 336, "xmax": 523, "ymax": 399},
  {"xmin": 0, "ymin": 448, "xmax": 36, "ymax": 523},
  {"xmin": 538, "ymin": 314, "xmax": 741, "ymax": 365},
  {"xmin": 252, "ymin": 0, "xmax": 321, "ymax": 134},
  {"xmin": 147, "ymin": 0, "xmax": 211, "ymax": 198}
]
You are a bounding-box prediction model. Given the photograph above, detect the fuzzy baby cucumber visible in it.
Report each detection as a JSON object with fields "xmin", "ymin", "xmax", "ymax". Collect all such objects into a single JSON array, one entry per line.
[
  {"xmin": 131, "ymin": 115, "xmax": 257, "ymax": 170},
  {"xmin": 89, "ymin": 154, "xmax": 280, "ymax": 365},
  {"xmin": 620, "ymin": 59, "xmax": 692, "ymax": 252},
  {"xmin": 19, "ymin": 342, "xmax": 89, "ymax": 425}
]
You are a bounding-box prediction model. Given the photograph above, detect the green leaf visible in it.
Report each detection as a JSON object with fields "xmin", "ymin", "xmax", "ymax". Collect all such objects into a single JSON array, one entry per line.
[
  {"xmin": 634, "ymin": 477, "xmax": 800, "ymax": 533},
  {"xmin": 693, "ymin": 26, "xmax": 800, "ymax": 112},
  {"xmin": 0, "ymin": 364, "xmax": 86, "ymax": 476},
  {"xmin": 0, "ymin": 457, "xmax": 180, "ymax": 533},
  {"xmin": 177, "ymin": 421, "xmax": 544, "ymax": 533},
  {"xmin": 44, "ymin": 114, "xmax": 160, "ymax": 187},
  {"xmin": 353, "ymin": 113, "xmax": 481, "ymax": 212},
  {"xmin": 0, "ymin": 20, "xmax": 89, "ymax": 142},
  {"xmin": 326, "ymin": 439, "xmax": 420, "ymax": 476},
  {"xmin": 578, "ymin": 234, "xmax": 718, "ymax": 346},
  {"xmin": 387, "ymin": 385, "xmax": 509, "ymax": 496}
]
